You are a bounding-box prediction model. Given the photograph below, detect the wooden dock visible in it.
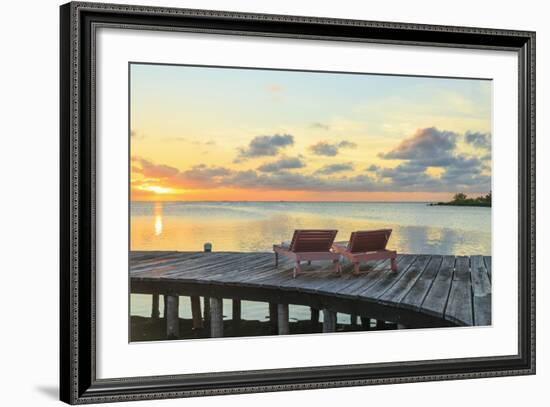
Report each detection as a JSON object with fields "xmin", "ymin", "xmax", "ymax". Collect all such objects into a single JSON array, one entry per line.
[{"xmin": 130, "ymin": 251, "xmax": 491, "ymax": 338}]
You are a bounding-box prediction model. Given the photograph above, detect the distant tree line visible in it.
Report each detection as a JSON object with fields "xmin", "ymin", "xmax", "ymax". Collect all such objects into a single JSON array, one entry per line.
[{"xmin": 430, "ymin": 191, "xmax": 491, "ymax": 207}]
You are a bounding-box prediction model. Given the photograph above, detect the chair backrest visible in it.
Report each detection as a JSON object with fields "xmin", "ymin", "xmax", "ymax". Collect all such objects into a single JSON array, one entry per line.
[
  {"xmin": 289, "ymin": 229, "xmax": 338, "ymax": 252},
  {"xmin": 347, "ymin": 229, "xmax": 392, "ymax": 253}
]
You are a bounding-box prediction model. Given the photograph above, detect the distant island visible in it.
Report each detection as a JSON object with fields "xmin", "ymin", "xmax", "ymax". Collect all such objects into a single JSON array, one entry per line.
[{"xmin": 429, "ymin": 192, "xmax": 491, "ymax": 207}]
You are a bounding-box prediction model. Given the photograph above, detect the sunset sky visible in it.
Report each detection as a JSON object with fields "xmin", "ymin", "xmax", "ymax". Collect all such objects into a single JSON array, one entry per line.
[{"xmin": 130, "ymin": 63, "xmax": 492, "ymax": 202}]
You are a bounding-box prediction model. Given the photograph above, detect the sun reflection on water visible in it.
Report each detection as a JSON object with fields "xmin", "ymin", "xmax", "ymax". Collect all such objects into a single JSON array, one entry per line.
[{"xmin": 154, "ymin": 202, "xmax": 163, "ymax": 236}]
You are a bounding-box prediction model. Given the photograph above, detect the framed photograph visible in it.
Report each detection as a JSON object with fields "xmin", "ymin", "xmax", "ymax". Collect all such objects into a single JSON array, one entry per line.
[{"xmin": 60, "ymin": 1, "xmax": 535, "ymax": 404}]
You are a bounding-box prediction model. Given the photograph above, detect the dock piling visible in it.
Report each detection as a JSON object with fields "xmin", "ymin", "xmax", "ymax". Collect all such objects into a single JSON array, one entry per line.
[
  {"xmin": 210, "ymin": 297, "xmax": 223, "ymax": 338},
  {"xmin": 232, "ymin": 299, "xmax": 241, "ymax": 333},
  {"xmin": 322, "ymin": 309, "xmax": 337, "ymax": 333},
  {"xmin": 277, "ymin": 304, "xmax": 289, "ymax": 335},
  {"xmin": 165, "ymin": 295, "xmax": 179, "ymax": 338},
  {"xmin": 269, "ymin": 303, "xmax": 278, "ymax": 334},
  {"xmin": 151, "ymin": 293, "xmax": 160, "ymax": 319},
  {"xmin": 190, "ymin": 296, "xmax": 203, "ymax": 329}
]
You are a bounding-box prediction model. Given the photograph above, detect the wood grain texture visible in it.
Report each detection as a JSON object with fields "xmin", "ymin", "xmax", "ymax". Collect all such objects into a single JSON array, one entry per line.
[{"xmin": 130, "ymin": 251, "xmax": 491, "ymax": 327}]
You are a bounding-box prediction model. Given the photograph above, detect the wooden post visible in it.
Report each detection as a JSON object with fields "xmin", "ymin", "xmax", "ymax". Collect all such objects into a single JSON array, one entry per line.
[
  {"xmin": 151, "ymin": 293, "xmax": 160, "ymax": 319},
  {"xmin": 350, "ymin": 314, "xmax": 358, "ymax": 327},
  {"xmin": 232, "ymin": 299, "xmax": 241, "ymax": 334},
  {"xmin": 277, "ymin": 304, "xmax": 289, "ymax": 335},
  {"xmin": 376, "ymin": 320, "xmax": 386, "ymax": 330},
  {"xmin": 269, "ymin": 303, "xmax": 278, "ymax": 334},
  {"xmin": 190, "ymin": 296, "xmax": 203, "ymax": 329},
  {"xmin": 165, "ymin": 295, "xmax": 179, "ymax": 339},
  {"xmin": 360, "ymin": 317, "xmax": 371, "ymax": 330},
  {"xmin": 322, "ymin": 309, "xmax": 337, "ymax": 333},
  {"xmin": 203, "ymin": 297, "xmax": 211, "ymax": 322},
  {"xmin": 210, "ymin": 297, "xmax": 223, "ymax": 338},
  {"xmin": 310, "ymin": 308, "xmax": 320, "ymax": 325}
]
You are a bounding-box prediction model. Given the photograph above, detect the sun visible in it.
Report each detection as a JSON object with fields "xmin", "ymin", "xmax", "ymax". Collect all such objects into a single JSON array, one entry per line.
[{"xmin": 140, "ymin": 185, "xmax": 175, "ymax": 195}]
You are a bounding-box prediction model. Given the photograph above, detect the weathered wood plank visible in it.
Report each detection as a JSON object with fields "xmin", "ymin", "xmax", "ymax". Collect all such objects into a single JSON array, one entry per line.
[
  {"xmin": 420, "ymin": 256, "xmax": 455, "ymax": 319},
  {"xmin": 445, "ymin": 256, "xmax": 473, "ymax": 326},
  {"xmin": 130, "ymin": 251, "xmax": 490, "ymax": 328},
  {"xmin": 399, "ymin": 255, "xmax": 443, "ymax": 310},
  {"xmin": 483, "ymin": 256, "xmax": 492, "ymax": 282},
  {"xmin": 471, "ymin": 255, "xmax": 492, "ymax": 326},
  {"xmin": 359, "ymin": 255, "xmax": 418, "ymax": 298},
  {"xmin": 377, "ymin": 255, "xmax": 432, "ymax": 304}
]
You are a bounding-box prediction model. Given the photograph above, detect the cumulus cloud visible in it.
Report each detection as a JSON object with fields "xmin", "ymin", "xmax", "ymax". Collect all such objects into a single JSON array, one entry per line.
[
  {"xmin": 367, "ymin": 164, "xmax": 380, "ymax": 172},
  {"xmin": 257, "ymin": 157, "xmax": 305, "ymax": 172},
  {"xmin": 379, "ymin": 127, "xmax": 458, "ymax": 162},
  {"xmin": 373, "ymin": 127, "xmax": 491, "ymax": 193},
  {"xmin": 236, "ymin": 134, "xmax": 294, "ymax": 161},
  {"xmin": 465, "ymin": 131, "xmax": 491, "ymax": 149},
  {"xmin": 131, "ymin": 157, "xmax": 179, "ymax": 178},
  {"xmin": 315, "ymin": 163, "xmax": 354, "ymax": 175},
  {"xmin": 309, "ymin": 140, "xmax": 357, "ymax": 156}
]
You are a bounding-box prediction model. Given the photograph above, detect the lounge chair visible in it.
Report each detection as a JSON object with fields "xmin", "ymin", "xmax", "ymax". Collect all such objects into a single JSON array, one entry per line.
[
  {"xmin": 332, "ymin": 229, "xmax": 397, "ymax": 275},
  {"xmin": 273, "ymin": 229, "xmax": 340, "ymax": 278}
]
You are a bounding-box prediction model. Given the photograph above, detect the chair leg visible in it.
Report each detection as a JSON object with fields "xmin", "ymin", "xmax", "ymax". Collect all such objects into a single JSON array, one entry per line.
[
  {"xmin": 294, "ymin": 261, "xmax": 301, "ymax": 278},
  {"xmin": 275, "ymin": 252, "xmax": 279, "ymax": 267},
  {"xmin": 391, "ymin": 257, "xmax": 397, "ymax": 272},
  {"xmin": 333, "ymin": 259, "xmax": 340, "ymax": 274},
  {"xmin": 353, "ymin": 262, "xmax": 360, "ymax": 275}
]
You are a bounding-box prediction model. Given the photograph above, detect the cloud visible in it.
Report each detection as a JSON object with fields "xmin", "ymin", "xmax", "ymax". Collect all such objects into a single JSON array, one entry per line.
[
  {"xmin": 315, "ymin": 163, "xmax": 354, "ymax": 175},
  {"xmin": 310, "ymin": 122, "xmax": 330, "ymax": 130},
  {"xmin": 132, "ymin": 157, "xmax": 179, "ymax": 178},
  {"xmin": 379, "ymin": 127, "xmax": 458, "ymax": 162},
  {"xmin": 236, "ymin": 134, "xmax": 294, "ymax": 161},
  {"xmin": 309, "ymin": 140, "xmax": 357, "ymax": 156},
  {"xmin": 373, "ymin": 127, "xmax": 491, "ymax": 193},
  {"xmin": 257, "ymin": 157, "xmax": 306, "ymax": 172},
  {"xmin": 465, "ymin": 131, "xmax": 491, "ymax": 149},
  {"xmin": 338, "ymin": 140, "xmax": 357, "ymax": 149},
  {"xmin": 366, "ymin": 164, "xmax": 380, "ymax": 172}
]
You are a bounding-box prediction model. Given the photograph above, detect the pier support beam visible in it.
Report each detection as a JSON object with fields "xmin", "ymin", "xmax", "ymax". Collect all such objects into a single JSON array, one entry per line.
[
  {"xmin": 190, "ymin": 296, "xmax": 203, "ymax": 329},
  {"xmin": 277, "ymin": 304, "xmax": 289, "ymax": 335},
  {"xmin": 203, "ymin": 297, "xmax": 211, "ymax": 322},
  {"xmin": 232, "ymin": 299, "xmax": 241, "ymax": 333},
  {"xmin": 397, "ymin": 323, "xmax": 407, "ymax": 330},
  {"xmin": 310, "ymin": 308, "xmax": 320, "ymax": 325},
  {"xmin": 323, "ymin": 309, "xmax": 337, "ymax": 333},
  {"xmin": 350, "ymin": 314, "xmax": 358, "ymax": 327},
  {"xmin": 165, "ymin": 295, "xmax": 179, "ymax": 339},
  {"xmin": 163, "ymin": 295, "xmax": 168, "ymax": 319},
  {"xmin": 376, "ymin": 320, "xmax": 386, "ymax": 330},
  {"xmin": 210, "ymin": 297, "xmax": 223, "ymax": 338},
  {"xmin": 360, "ymin": 317, "xmax": 371, "ymax": 330},
  {"xmin": 151, "ymin": 293, "xmax": 160, "ymax": 319},
  {"xmin": 269, "ymin": 303, "xmax": 278, "ymax": 334}
]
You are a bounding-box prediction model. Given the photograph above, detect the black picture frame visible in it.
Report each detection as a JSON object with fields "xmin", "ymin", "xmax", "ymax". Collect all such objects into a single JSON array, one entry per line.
[{"xmin": 60, "ymin": 1, "xmax": 536, "ymax": 404}]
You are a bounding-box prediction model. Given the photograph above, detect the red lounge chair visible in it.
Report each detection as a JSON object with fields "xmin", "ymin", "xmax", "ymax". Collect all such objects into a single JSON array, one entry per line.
[
  {"xmin": 332, "ymin": 229, "xmax": 397, "ymax": 275},
  {"xmin": 273, "ymin": 230, "xmax": 340, "ymax": 278}
]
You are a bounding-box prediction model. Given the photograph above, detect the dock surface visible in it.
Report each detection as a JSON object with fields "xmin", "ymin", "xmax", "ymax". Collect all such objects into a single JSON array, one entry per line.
[{"xmin": 130, "ymin": 251, "xmax": 491, "ymax": 328}]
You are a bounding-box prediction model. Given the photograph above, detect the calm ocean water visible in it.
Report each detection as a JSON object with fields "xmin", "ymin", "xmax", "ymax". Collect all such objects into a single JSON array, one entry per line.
[{"xmin": 130, "ymin": 201, "xmax": 491, "ymax": 322}]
